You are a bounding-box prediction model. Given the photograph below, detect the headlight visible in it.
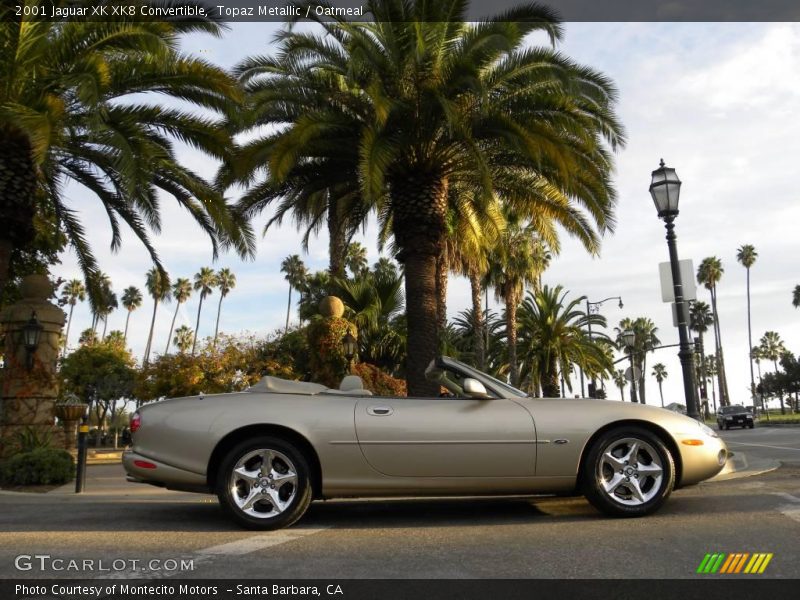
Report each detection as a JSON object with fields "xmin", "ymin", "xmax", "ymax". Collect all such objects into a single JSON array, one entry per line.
[{"xmin": 697, "ymin": 421, "xmax": 718, "ymax": 438}]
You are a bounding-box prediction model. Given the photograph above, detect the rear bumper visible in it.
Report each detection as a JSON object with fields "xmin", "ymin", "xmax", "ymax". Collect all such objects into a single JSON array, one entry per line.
[{"xmin": 122, "ymin": 449, "xmax": 209, "ymax": 493}]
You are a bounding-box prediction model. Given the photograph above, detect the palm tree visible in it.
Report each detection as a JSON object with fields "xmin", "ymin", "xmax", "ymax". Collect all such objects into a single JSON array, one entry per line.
[
  {"xmin": 517, "ymin": 286, "xmax": 612, "ymax": 397},
  {"xmin": 120, "ymin": 286, "xmax": 143, "ymax": 344},
  {"xmin": 88, "ymin": 272, "xmax": 112, "ymax": 333},
  {"xmin": 99, "ymin": 290, "xmax": 118, "ymax": 340},
  {"xmin": 143, "ymin": 268, "xmax": 170, "ymax": 366},
  {"xmin": 793, "ymin": 285, "xmax": 800, "ymax": 309},
  {"xmin": 0, "ymin": 8, "xmax": 253, "ymax": 303},
  {"xmin": 689, "ymin": 300, "xmax": 714, "ymax": 404},
  {"xmin": 345, "ymin": 243, "xmax": 369, "ymax": 279},
  {"xmin": 736, "ymin": 244, "xmax": 758, "ymax": 406},
  {"xmin": 165, "ymin": 278, "xmax": 192, "ymax": 355},
  {"xmin": 697, "ymin": 256, "xmax": 729, "ymax": 406},
  {"xmin": 233, "ymin": 1, "xmax": 625, "ymax": 396},
  {"xmin": 173, "ymin": 325, "xmax": 194, "ymax": 354},
  {"xmin": 373, "ymin": 257, "xmax": 399, "ymax": 280},
  {"xmin": 615, "ymin": 317, "xmax": 660, "ymax": 404},
  {"xmin": 759, "ymin": 331, "xmax": 787, "ymax": 414},
  {"xmin": 487, "ymin": 222, "xmax": 552, "ymax": 386},
  {"xmin": 214, "ymin": 268, "xmax": 237, "ymax": 344},
  {"xmin": 59, "ymin": 279, "xmax": 85, "ymax": 356},
  {"xmin": 652, "ymin": 363, "xmax": 668, "ymax": 408},
  {"xmin": 192, "ymin": 267, "xmax": 217, "ymax": 355},
  {"xmin": 613, "ymin": 370, "xmax": 627, "ymax": 402},
  {"xmin": 280, "ymin": 255, "xmax": 308, "ymax": 334}
]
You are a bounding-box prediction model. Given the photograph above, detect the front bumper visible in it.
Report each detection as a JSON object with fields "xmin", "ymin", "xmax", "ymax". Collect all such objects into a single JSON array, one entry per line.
[
  {"xmin": 677, "ymin": 434, "xmax": 728, "ymax": 486},
  {"xmin": 122, "ymin": 449, "xmax": 209, "ymax": 493}
]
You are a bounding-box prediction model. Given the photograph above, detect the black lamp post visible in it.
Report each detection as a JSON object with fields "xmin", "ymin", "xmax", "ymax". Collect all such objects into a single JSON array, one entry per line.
[
  {"xmin": 621, "ymin": 329, "xmax": 638, "ymax": 403},
  {"xmin": 342, "ymin": 331, "xmax": 358, "ymax": 373},
  {"xmin": 585, "ymin": 296, "xmax": 623, "ymax": 397},
  {"xmin": 649, "ymin": 159, "xmax": 700, "ymax": 419},
  {"xmin": 22, "ymin": 311, "xmax": 43, "ymax": 370}
]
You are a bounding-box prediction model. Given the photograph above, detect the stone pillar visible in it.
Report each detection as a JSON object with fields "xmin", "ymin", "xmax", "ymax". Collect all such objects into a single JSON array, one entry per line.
[{"xmin": 0, "ymin": 274, "xmax": 66, "ymax": 458}]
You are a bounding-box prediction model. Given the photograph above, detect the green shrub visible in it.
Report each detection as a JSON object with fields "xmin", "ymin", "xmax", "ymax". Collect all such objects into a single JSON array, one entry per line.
[{"xmin": 0, "ymin": 448, "xmax": 75, "ymax": 486}]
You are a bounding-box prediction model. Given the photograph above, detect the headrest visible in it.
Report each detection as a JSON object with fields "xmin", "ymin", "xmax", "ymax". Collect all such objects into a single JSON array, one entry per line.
[{"xmin": 339, "ymin": 375, "xmax": 365, "ymax": 391}]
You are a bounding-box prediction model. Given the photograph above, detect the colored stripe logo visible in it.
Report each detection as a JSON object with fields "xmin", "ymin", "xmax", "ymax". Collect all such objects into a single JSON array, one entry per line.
[{"xmin": 696, "ymin": 553, "xmax": 773, "ymax": 574}]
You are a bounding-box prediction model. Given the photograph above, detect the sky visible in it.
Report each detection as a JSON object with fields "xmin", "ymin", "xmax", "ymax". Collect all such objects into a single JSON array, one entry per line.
[{"xmin": 53, "ymin": 21, "xmax": 800, "ymax": 408}]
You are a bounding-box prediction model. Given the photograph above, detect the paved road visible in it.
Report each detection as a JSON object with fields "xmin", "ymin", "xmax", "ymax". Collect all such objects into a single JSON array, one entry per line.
[{"xmin": 1, "ymin": 427, "xmax": 798, "ymax": 580}]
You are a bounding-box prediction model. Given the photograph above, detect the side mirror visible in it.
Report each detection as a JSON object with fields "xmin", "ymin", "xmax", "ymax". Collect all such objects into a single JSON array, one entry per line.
[{"xmin": 463, "ymin": 378, "xmax": 490, "ymax": 399}]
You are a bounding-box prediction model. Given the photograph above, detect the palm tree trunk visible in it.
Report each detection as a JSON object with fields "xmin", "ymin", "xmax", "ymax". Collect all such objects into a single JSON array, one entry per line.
[
  {"xmin": 328, "ymin": 201, "xmax": 347, "ymax": 279},
  {"xmin": 0, "ymin": 129, "xmax": 37, "ymax": 300},
  {"xmin": 505, "ymin": 284, "xmax": 519, "ymax": 387},
  {"xmin": 746, "ymin": 267, "xmax": 756, "ymax": 406},
  {"xmin": 639, "ymin": 355, "xmax": 647, "ymax": 404},
  {"xmin": 284, "ymin": 284, "xmax": 292, "ymax": 334},
  {"xmin": 0, "ymin": 239, "xmax": 12, "ymax": 301},
  {"xmin": 123, "ymin": 310, "xmax": 132, "ymax": 342},
  {"xmin": 469, "ymin": 270, "xmax": 485, "ymax": 370},
  {"xmin": 192, "ymin": 296, "xmax": 204, "ymax": 355},
  {"xmin": 63, "ymin": 303, "xmax": 75, "ymax": 357},
  {"xmin": 165, "ymin": 303, "xmax": 180, "ymax": 355},
  {"xmin": 618, "ymin": 384, "xmax": 625, "ymax": 402},
  {"xmin": 541, "ymin": 356, "xmax": 559, "ymax": 397},
  {"xmin": 402, "ymin": 249, "xmax": 441, "ymax": 397},
  {"xmin": 711, "ymin": 286, "xmax": 730, "ymax": 405},
  {"xmin": 774, "ymin": 360, "xmax": 785, "ymax": 414},
  {"xmin": 144, "ymin": 301, "xmax": 158, "ymax": 366},
  {"xmin": 658, "ymin": 382, "xmax": 664, "ymax": 407},
  {"xmin": 436, "ymin": 253, "xmax": 448, "ymax": 335},
  {"xmin": 214, "ymin": 294, "xmax": 224, "ymax": 344},
  {"xmin": 101, "ymin": 316, "xmax": 108, "ymax": 340}
]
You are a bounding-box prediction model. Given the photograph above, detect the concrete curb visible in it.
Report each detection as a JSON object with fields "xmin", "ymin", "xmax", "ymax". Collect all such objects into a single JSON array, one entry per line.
[{"xmin": 710, "ymin": 451, "xmax": 780, "ymax": 482}]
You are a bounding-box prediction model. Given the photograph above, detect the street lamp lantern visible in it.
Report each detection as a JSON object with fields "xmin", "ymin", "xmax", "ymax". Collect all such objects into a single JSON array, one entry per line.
[
  {"xmin": 342, "ymin": 331, "xmax": 358, "ymax": 361},
  {"xmin": 621, "ymin": 329, "xmax": 636, "ymax": 349},
  {"xmin": 649, "ymin": 159, "xmax": 682, "ymax": 217},
  {"xmin": 617, "ymin": 299, "xmax": 624, "ymax": 310},
  {"xmin": 648, "ymin": 159, "xmax": 700, "ymax": 419},
  {"xmin": 22, "ymin": 311, "xmax": 43, "ymax": 370}
]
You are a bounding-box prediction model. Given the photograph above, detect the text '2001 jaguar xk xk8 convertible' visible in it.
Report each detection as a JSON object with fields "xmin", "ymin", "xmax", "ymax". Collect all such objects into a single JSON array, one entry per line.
[{"xmin": 123, "ymin": 356, "xmax": 728, "ymax": 529}]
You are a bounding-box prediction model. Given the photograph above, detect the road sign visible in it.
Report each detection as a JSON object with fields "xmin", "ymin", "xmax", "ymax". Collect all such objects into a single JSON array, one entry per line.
[
  {"xmin": 624, "ymin": 366, "xmax": 642, "ymax": 382},
  {"xmin": 659, "ymin": 259, "xmax": 696, "ymax": 303}
]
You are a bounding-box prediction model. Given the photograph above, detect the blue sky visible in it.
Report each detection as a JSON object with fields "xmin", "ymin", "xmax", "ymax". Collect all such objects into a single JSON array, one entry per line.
[{"xmin": 55, "ymin": 21, "xmax": 800, "ymax": 407}]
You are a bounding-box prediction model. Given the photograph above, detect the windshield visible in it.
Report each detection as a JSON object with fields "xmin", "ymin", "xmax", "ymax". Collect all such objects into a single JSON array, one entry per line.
[
  {"xmin": 439, "ymin": 356, "xmax": 527, "ymax": 398},
  {"xmin": 720, "ymin": 405, "xmax": 745, "ymax": 414}
]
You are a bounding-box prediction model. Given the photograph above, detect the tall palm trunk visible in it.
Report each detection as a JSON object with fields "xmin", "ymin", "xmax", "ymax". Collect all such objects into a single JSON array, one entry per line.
[
  {"xmin": 214, "ymin": 294, "xmax": 224, "ymax": 344},
  {"xmin": 123, "ymin": 310, "xmax": 132, "ymax": 342},
  {"xmin": 745, "ymin": 267, "xmax": 756, "ymax": 406},
  {"xmin": 773, "ymin": 360, "xmax": 786, "ymax": 414},
  {"xmin": 618, "ymin": 383, "xmax": 625, "ymax": 402},
  {"xmin": 101, "ymin": 316, "xmax": 108, "ymax": 340},
  {"xmin": 63, "ymin": 303, "xmax": 75, "ymax": 357},
  {"xmin": 328, "ymin": 201, "xmax": 347, "ymax": 279},
  {"xmin": 541, "ymin": 355, "xmax": 559, "ymax": 397},
  {"xmin": 165, "ymin": 303, "xmax": 180, "ymax": 354},
  {"xmin": 505, "ymin": 282, "xmax": 519, "ymax": 387},
  {"xmin": 658, "ymin": 382, "xmax": 664, "ymax": 407},
  {"xmin": 0, "ymin": 129, "xmax": 37, "ymax": 299},
  {"xmin": 389, "ymin": 174, "xmax": 447, "ymax": 397},
  {"xmin": 144, "ymin": 301, "xmax": 159, "ymax": 365},
  {"xmin": 192, "ymin": 296, "xmax": 204, "ymax": 355},
  {"xmin": 436, "ymin": 253, "xmax": 448, "ymax": 335},
  {"xmin": 284, "ymin": 284, "xmax": 292, "ymax": 334},
  {"xmin": 469, "ymin": 270, "xmax": 485, "ymax": 370},
  {"xmin": 710, "ymin": 286, "xmax": 730, "ymax": 405}
]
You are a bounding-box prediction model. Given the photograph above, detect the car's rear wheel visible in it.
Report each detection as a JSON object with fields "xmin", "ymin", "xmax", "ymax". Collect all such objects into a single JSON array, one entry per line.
[
  {"xmin": 583, "ymin": 426, "xmax": 675, "ymax": 517},
  {"xmin": 216, "ymin": 436, "xmax": 312, "ymax": 530}
]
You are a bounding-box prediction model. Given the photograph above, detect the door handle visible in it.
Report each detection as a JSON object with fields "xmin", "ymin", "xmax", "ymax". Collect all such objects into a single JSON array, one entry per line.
[{"xmin": 367, "ymin": 406, "xmax": 393, "ymax": 416}]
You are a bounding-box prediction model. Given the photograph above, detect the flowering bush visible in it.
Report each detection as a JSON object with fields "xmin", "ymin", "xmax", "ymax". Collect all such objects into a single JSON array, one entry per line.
[{"xmin": 352, "ymin": 362, "xmax": 407, "ymax": 397}]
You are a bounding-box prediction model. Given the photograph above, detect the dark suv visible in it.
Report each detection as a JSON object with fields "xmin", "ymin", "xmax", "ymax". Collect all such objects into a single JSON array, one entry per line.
[{"xmin": 717, "ymin": 405, "xmax": 755, "ymax": 430}]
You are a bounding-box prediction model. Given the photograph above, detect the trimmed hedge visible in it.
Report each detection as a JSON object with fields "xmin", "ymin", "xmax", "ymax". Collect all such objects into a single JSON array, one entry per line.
[{"xmin": 0, "ymin": 448, "xmax": 75, "ymax": 486}]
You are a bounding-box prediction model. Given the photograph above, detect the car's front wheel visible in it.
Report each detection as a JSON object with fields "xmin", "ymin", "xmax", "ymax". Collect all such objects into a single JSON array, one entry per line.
[
  {"xmin": 583, "ymin": 426, "xmax": 675, "ymax": 517},
  {"xmin": 216, "ymin": 436, "xmax": 312, "ymax": 530}
]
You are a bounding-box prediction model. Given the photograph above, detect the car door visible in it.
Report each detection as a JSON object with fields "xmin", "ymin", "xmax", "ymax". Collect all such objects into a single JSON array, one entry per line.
[{"xmin": 354, "ymin": 396, "xmax": 536, "ymax": 477}]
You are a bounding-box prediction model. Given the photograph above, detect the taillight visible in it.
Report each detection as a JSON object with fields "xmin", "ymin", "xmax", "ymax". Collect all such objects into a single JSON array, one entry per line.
[{"xmin": 130, "ymin": 412, "xmax": 141, "ymax": 433}]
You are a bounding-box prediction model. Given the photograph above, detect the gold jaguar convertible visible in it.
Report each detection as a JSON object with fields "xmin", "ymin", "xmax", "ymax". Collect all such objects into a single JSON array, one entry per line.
[{"xmin": 123, "ymin": 356, "xmax": 728, "ymax": 529}]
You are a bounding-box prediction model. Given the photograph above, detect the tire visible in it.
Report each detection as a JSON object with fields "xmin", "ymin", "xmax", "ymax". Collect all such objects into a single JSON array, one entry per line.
[
  {"xmin": 216, "ymin": 436, "xmax": 312, "ymax": 530},
  {"xmin": 582, "ymin": 426, "xmax": 675, "ymax": 518}
]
